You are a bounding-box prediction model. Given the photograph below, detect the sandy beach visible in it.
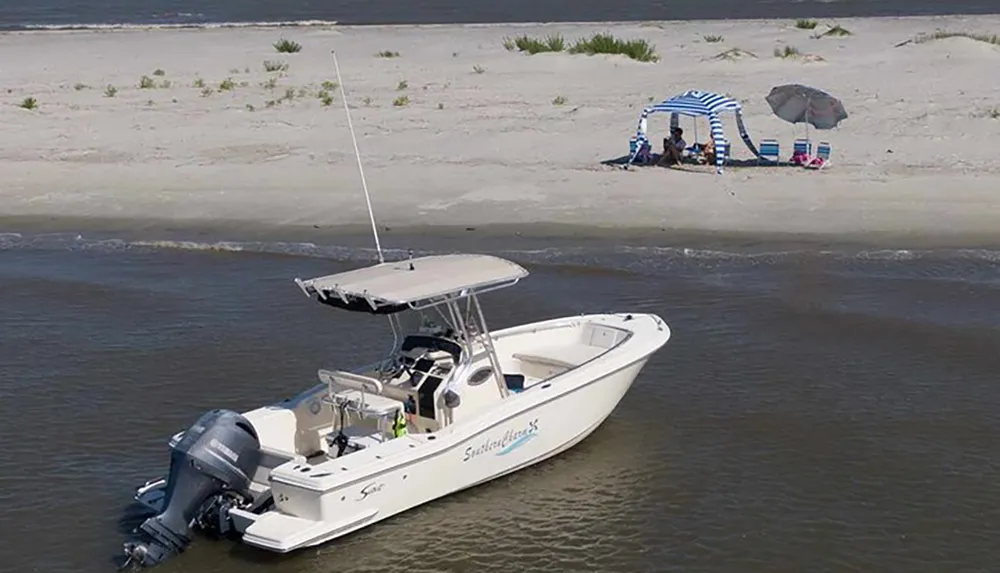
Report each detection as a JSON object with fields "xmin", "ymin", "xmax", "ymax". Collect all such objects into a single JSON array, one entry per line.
[{"xmin": 2, "ymin": 15, "xmax": 999, "ymax": 244}]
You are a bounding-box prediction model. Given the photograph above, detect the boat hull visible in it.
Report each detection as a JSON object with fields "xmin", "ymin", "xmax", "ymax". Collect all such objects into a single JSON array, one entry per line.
[{"xmin": 241, "ymin": 351, "xmax": 655, "ymax": 552}]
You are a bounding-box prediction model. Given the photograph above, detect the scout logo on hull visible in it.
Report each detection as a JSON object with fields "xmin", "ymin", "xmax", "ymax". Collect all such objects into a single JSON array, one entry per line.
[
  {"xmin": 463, "ymin": 418, "xmax": 539, "ymax": 462},
  {"xmin": 356, "ymin": 482, "xmax": 384, "ymax": 501}
]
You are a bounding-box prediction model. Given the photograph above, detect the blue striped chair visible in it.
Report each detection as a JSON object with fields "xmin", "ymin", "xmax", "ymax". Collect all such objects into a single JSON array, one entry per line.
[
  {"xmin": 758, "ymin": 139, "xmax": 780, "ymax": 164},
  {"xmin": 792, "ymin": 138, "xmax": 812, "ymax": 165},
  {"xmin": 628, "ymin": 135, "xmax": 652, "ymax": 165},
  {"xmin": 805, "ymin": 141, "xmax": 832, "ymax": 170}
]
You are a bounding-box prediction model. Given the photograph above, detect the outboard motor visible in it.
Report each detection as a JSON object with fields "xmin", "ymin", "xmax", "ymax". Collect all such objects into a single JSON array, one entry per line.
[{"xmin": 122, "ymin": 409, "xmax": 261, "ymax": 569}]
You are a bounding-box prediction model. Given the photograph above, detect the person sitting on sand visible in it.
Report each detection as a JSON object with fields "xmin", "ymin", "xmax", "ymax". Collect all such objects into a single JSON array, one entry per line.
[
  {"xmin": 656, "ymin": 127, "xmax": 686, "ymax": 166},
  {"xmin": 701, "ymin": 138, "xmax": 716, "ymax": 166}
]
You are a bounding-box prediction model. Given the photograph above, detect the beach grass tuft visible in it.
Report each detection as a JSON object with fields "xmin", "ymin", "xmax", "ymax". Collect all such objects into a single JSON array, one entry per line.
[
  {"xmin": 263, "ymin": 60, "xmax": 289, "ymax": 72},
  {"xmin": 218, "ymin": 78, "xmax": 235, "ymax": 91},
  {"xmin": 19, "ymin": 96, "xmax": 38, "ymax": 110},
  {"xmin": 817, "ymin": 24, "xmax": 852, "ymax": 37},
  {"xmin": 703, "ymin": 34, "xmax": 724, "ymax": 43},
  {"xmin": 318, "ymin": 90, "xmax": 334, "ymax": 106},
  {"xmin": 913, "ymin": 30, "xmax": 1000, "ymax": 45},
  {"xmin": 397, "ymin": 80, "xmax": 408, "ymax": 91},
  {"xmin": 568, "ymin": 33, "xmax": 658, "ymax": 62},
  {"xmin": 503, "ymin": 34, "xmax": 565, "ymax": 54},
  {"xmin": 261, "ymin": 77, "xmax": 278, "ymax": 90},
  {"xmin": 152, "ymin": 68, "xmax": 166, "ymax": 76},
  {"xmin": 104, "ymin": 85, "xmax": 118, "ymax": 97},
  {"xmin": 774, "ymin": 45, "xmax": 801, "ymax": 58},
  {"xmin": 713, "ymin": 47, "xmax": 757, "ymax": 60},
  {"xmin": 795, "ymin": 19, "xmax": 818, "ymax": 30},
  {"xmin": 321, "ymin": 80, "xmax": 338, "ymax": 91},
  {"xmin": 138, "ymin": 75, "xmax": 156, "ymax": 89},
  {"xmin": 393, "ymin": 95, "xmax": 410, "ymax": 107},
  {"xmin": 552, "ymin": 95, "xmax": 567, "ymax": 105},
  {"xmin": 73, "ymin": 83, "xmax": 88, "ymax": 91},
  {"xmin": 473, "ymin": 64, "xmax": 486, "ymax": 74},
  {"xmin": 274, "ymin": 38, "xmax": 302, "ymax": 53},
  {"xmin": 377, "ymin": 50, "xmax": 401, "ymax": 58}
]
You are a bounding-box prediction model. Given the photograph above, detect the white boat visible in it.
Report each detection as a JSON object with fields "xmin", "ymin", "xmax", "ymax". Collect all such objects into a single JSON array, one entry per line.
[
  {"xmin": 121, "ymin": 253, "xmax": 670, "ymax": 567},
  {"xmin": 117, "ymin": 53, "xmax": 671, "ymax": 570}
]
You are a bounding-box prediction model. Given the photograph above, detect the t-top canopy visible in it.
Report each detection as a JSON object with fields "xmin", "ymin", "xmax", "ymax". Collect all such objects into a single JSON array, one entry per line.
[{"xmin": 294, "ymin": 254, "xmax": 529, "ymax": 313}]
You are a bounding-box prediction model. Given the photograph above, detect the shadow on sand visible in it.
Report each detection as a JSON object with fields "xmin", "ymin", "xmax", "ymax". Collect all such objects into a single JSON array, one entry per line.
[{"xmin": 600, "ymin": 154, "xmax": 801, "ymax": 170}]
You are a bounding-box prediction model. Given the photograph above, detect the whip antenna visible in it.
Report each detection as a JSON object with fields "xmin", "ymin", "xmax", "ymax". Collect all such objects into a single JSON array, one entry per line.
[{"xmin": 332, "ymin": 50, "xmax": 384, "ymax": 264}]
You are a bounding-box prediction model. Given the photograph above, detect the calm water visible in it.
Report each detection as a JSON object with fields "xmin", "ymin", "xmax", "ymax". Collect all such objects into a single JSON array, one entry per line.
[
  {"xmin": 0, "ymin": 232, "xmax": 998, "ymax": 573},
  {"xmin": 0, "ymin": 0, "xmax": 997, "ymax": 29}
]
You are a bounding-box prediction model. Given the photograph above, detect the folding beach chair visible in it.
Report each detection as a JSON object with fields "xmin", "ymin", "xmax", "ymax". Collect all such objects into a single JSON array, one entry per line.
[
  {"xmin": 628, "ymin": 135, "xmax": 652, "ymax": 166},
  {"xmin": 791, "ymin": 138, "xmax": 812, "ymax": 166},
  {"xmin": 805, "ymin": 141, "xmax": 831, "ymax": 170},
  {"xmin": 757, "ymin": 139, "xmax": 780, "ymax": 164}
]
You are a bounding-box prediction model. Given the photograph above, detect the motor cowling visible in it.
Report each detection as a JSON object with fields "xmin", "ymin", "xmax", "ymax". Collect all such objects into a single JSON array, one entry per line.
[{"xmin": 122, "ymin": 409, "xmax": 260, "ymax": 568}]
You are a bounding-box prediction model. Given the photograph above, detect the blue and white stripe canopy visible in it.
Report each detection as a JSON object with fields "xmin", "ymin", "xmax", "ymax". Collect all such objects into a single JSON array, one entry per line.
[
  {"xmin": 632, "ymin": 90, "xmax": 753, "ymax": 173},
  {"xmin": 647, "ymin": 90, "xmax": 743, "ymax": 117}
]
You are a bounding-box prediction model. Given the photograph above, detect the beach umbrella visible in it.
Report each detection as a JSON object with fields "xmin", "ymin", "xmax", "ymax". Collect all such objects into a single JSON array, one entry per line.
[{"xmin": 765, "ymin": 84, "xmax": 847, "ymax": 138}]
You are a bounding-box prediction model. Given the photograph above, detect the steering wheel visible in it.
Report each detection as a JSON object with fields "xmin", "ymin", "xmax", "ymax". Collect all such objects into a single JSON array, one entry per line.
[{"xmin": 386, "ymin": 354, "xmax": 414, "ymax": 381}]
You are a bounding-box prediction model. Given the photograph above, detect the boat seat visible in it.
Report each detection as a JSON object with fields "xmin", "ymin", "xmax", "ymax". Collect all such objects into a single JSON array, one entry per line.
[
  {"xmin": 331, "ymin": 426, "xmax": 387, "ymax": 451},
  {"xmin": 512, "ymin": 346, "xmax": 605, "ymax": 370}
]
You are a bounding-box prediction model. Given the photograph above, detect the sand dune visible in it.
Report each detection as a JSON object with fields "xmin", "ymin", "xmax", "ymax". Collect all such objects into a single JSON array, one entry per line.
[{"xmin": 1, "ymin": 15, "xmax": 999, "ymax": 243}]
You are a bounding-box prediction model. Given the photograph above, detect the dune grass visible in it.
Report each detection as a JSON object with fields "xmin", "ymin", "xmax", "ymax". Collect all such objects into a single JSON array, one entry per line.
[
  {"xmin": 502, "ymin": 34, "xmax": 565, "ymax": 54},
  {"xmin": 263, "ymin": 60, "xmax": 289, "ymax": 72},
  {"xmin": 19, "ymin": 96, "xmax": 38, "ymax": 110},
  {"xmin": 568, "ymin": 33, "xmax": 658, "ymax": 62},
  {"xmin": 713, "ymin": 47, "xmax": 757, "ymax": 61},
  {"xmin": 502, "ymin": 32, "xmax": 657, "ymax": 62},
  {"xmin": 703, "ymin": 34, "xmax": 724, "ymax": 43},
  {"xmin": 274, "ymin": 38, "xmax": 302, "ymax": 53},
  {"xmin": 377, "ymin": 50, "xmax": 401, "ymax": 58},
  {"xmin": 795, "ymin": 19, "xmax": 818, "ymax": 30},
  {"xmin": 913, "ymin": 30, "xmax": 1000, "ymax": 45},
  {"xmin": 816, "ymin": 24, "xmax": 852, "ymax": 38},
  {"xmin": 774, "ymin": 45, "xmax": 801, "ymax": 58}
]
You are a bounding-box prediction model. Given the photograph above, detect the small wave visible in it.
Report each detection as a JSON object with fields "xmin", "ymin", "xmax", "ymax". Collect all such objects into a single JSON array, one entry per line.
[
  {"xmin": 7, "ymin": 19, "xmax": 339, "ymax": 32},
  {"xmin": 3, "ymin": 232, "xmax": 999, "ymax": 267}
]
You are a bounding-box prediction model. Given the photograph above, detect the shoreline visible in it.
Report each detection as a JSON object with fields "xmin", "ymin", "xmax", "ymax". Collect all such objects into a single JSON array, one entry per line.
[
  {"xmin": 2, "ymin": 14, "xmax": 996, "ymax": 35},
  {"xmin": 4, "ymin": 216, "xmax": 1000, "ymax": 252},
  {"xmin": 3, "ymin": 15, "xmax": 1000, "ymax": 250},
  {"xmin": 3, "ymin": 5, "xmax": 999, "ymax": 31}
]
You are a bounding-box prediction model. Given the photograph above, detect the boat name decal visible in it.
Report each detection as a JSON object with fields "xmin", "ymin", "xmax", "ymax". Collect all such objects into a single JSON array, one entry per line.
[
  {"xmin": 356, "ymin": 482, "xmax": 384, "ymax": 501},
  {"xmin": 463, "ymin": 418, "xmax": 539, "ymax": 462}
]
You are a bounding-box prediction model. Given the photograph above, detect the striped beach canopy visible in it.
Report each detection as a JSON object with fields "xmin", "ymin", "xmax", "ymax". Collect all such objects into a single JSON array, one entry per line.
[
  {"xmin": 632, "ymin": 90, "xmax": 756, "ymax": 174},
  {"xmin": 647, "ymin": 90, "xmax": 743, "ymax": 117}
]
